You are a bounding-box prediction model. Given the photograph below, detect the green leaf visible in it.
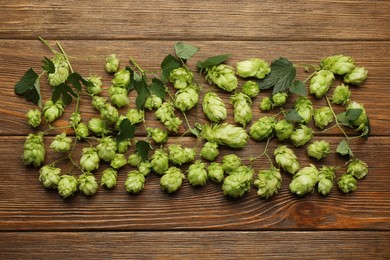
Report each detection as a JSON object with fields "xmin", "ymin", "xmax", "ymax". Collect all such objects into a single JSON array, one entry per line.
[
  {"xmin": 258, "ymin": 57, "xmax": 296, "ymax": 95},
  {"xmin": 150, "ymin": 78, "xmax": 166, "ymax": 100},
  {"xmin": 337, "ymin": 112, "xmax": 353, "ymax": 128},
  {"xmin": 41, "ymin": 56, "xmax": 55, "ymax": 73},
  {"xmin": 174, "ymin": 42, "xmax": 199, "ymax": 60},
  {"xmin": 125, "ymin": 66, "xmax": 136, "ymax": 91},
  {"xmin": 14, "ymin": 68, "xmax": 42, "ymax": 107},
  {"xmin": 136, "ymin": 140, "xmax": 152, "ymax": 161},
  {"xmin": 134, "ymin": 76, "xmax": 150, "ymax": 110},
  {"xmin": 52, "ymin": 83, "xmax": 77, "ymax": 105},
  {"xmin": 161, "ymin": 54, "xmax": 181, "ymax": 82},
  {"xmin": 361, "ymin": 117, "xmax": 370, "ymax": 138},
  {"xmin": 289, "ymin": 80, "xmax": 307, "ymax": 96},
  {"xmin": 116, "ymin": 118, "xmax": 135, "ymax": 144},
  {"xmin": 196, "ymin": 54, "xmax": 230, "ymax": 70},
  {"xmin": 336, "ymin": 139, "xmax": 354, "ymax": 157},
  {"xmin": 285, "ymin": 109, "xmax": 303, "ymax": 123},
  {"xmin": 346, "ymin": 108, "xmax": 362, "ymax": 121}
]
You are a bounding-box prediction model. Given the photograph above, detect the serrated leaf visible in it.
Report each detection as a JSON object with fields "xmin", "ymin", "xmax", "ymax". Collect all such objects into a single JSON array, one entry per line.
[
  {"xmin": 150, "ymin": 78, "xmax": 166, "ymax": 100},
  {"xmin": 346, "ymin": 108, "xmax": 362, "ymax": 121},
  {"xmin": 14, "ymin": 68, "xmax": 42, "ymax": 107},
  {"xmin": 289, "ymin": 80, "xmax": 307, "ymax": 96},
  {"xmin": 41, "ymin": 56, "xmax": 55, "ymax": 73},
  {"xmin": 196, "ymin": 54, "xmax": 230, "ymax": 70},
  {"xmin": 258, "ymin": 57, "xmax": 296, "ymax": 95},
  {"xmin": 134, "ymin": 76, "xmax": 150, "ymax": 110},
  {"xmin": 116, "ymin": 118, "xmax": 135, "ymax": 144},
  {"xmin": 125, "ymin": 66, "xmax": 136, "ymax": 91},
  {"xmin": 174, "ymin": 42, "xmax": 199, "ymax": 60},
  {"xmin": 337, "ymin": 112, "xmax": 353, "ymax": 128},
  {"xmin": 336, "ymin": 139, "xmax": 354, "ymax": 157},
  {"xmin": 285, "ymin": 109, "xmax": 303, "ymax": 123},
  {"xmin": 161, "ymin": 54, "xmax": 181, "ymax": 82},
  {"xmin": 136, "ymin": 140, "xmax": 152, "ymax": 161},
  {"xmin": 52, "ymin": 83, "xmax": 77, "ymax": 105}
]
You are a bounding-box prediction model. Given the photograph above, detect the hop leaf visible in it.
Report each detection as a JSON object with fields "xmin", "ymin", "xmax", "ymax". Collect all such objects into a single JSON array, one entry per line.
[{"xmin": 14, "ymin": 68, "xmax": 42, "ymax": 107}]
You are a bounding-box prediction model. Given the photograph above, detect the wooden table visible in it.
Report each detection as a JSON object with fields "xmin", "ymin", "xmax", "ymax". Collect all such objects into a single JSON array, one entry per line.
[{"xmin": 1, "ymin": 1, "xmax": 389, "ymax": 258}]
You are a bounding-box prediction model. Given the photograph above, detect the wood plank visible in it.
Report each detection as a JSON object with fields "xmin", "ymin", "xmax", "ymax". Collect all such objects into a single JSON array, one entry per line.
[
  {"xmin": 0, "ymin": 231, "xmax": 389, "ymax": 259},
  {"xmin": 0, "ymin": 136, "xmax": 389, "ymax": 231},
  {"xmin": 1, "ymin": 0, "xmax": 389, "ymax": 41},
  {"xmin": 0, "ymin": 40, "xmax": 389, "ymax": 136}
]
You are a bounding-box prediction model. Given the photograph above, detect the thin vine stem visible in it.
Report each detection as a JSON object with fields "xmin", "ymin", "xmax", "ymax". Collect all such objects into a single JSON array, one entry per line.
[
  {"xmin": 325, "ymin": 95, "xmax": 350, "ymax": 141},
  {"xmin": 38, "ymin": 36, "xmax": 58, "ymax": 54},
  {"xmin": 56, "ymin": 41, "xmax": 74, "ymax": 73}
]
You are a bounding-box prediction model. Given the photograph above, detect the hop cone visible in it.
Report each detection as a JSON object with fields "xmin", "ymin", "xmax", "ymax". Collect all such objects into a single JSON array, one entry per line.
[
  {"xmin": 231, "ymin": 92, "xmax": 252, "ymax": 127},
  {"xmin": 126, "ymin": 108, "xmax": 144, "ymax": 125},
  {"xmin": 271, "ymin": 92, "xmax": 288, "ymax": 107},
  {"xmin": 125, "ymin": 171, "xmax": 145, "ymax": 194},
  {"xmin": 117, "ymin": 139, "xmax": 131, "ymax": 154},
  {"xmin": 75, "ymin": 123, "xmax": 89, "ymax": 139},
  {"xmin": 201, "ymin": 123, "xmax": 249, "ymax": 149},
  {"xmin": 274, "ymin": 119, "xmax": 294, "ymax": 141},
  {"xmin": 347, "ymin": 158, "xmax": 368, "ymax": 179},
  {"xmin": 112, "ymin": 69, "xmax": 130, "ymax": 88},
  {"xmin": 26, "ymin": 109, "xmax": 41, "ymax": 128},
  {"xmin": 200, "ymin": 142, "xmax": 219, "ymax": 161},
  {"xmin": 290, "ymin": 125, "xmax": 313, "ymax": 147},
  {"xmin": 109, "ymin": 85, "xmax": 129, "ymax": 108},
  {"xmin": 39, "ymin": 165, "xmax": 61, "ymax": 189},
  {"xmin": 92, "ymin": 96, "xmax": 106, "ymax": 110},
  {"xmin": 344, "ymin": 67, "xmax": 368, "ymax": 85},
  {"xmin": 160, "ymin": 167, "xmax": 185, "ymax": 193},
  {"xmin": 249, "ymin": 116, "xmax": 276, "ymax": 141},
  {"xmin": 96, "ymin": 136, "xmax": 117, "ymax": 162},
  {"xmin": 58, "ymin": 175, "xmax": 77, "ymax": 198},
  {"xmin": 241, "ymin": 80, "xmax": 259, "ymax": 98},
  {"xmin": 175, "ymin": 85, "xmax": 199, "ymax": 112},
  {"xmin": 307, "ymin": 140, "xmax": 330, "ymax": 160},
  {"xmin": 128, "ymin": 153, "xmax": 142, "ymax": 167},
  {"xmin": 43, "ymin": 100, "xmax": 65, "ymax": 123},
  {"xmin": 221, "ymin": 154, "xmax": 242, "ymax": 174},
  {"xmin": 101, "ymin": 168, "xmax": 118, "ymax": 189},
  {"xmin": 346, "ymin": 101, "xmax": 368, "ymax": 131},
  {"xmin": 88, "ymin": 118, "xmax": 110, "ymax": 136},
  {"xmin": 80, "ymin": 147, "xmax": 100, "ymax": 172},
  {"xmin": 168, "ymin": 144, "xmax": 195, "ymax": 165},
  {"xmin": 294, "ymin": 96, "xmax": 313, "ymax": 124},
  {"xmin": 207, "ymin": 162, "xmax": 224, "ymax": 183},
  {"xmin": 70, "ymin": 112, "xmax": 81, "ymax": 128},
  {"xmin": 105, "ymin": 54, "xmax": 120, "ymax": 73},
  {"xmin": 222, "ymin": 165, "xmax": 254, "ymax": 198},
  {"xmin": 259, "ymin": 97, "xmax": 273, "ymax": 111},
  {"xmin": 318, "ymin": 166, "xmax": 335, "ymax": 196},
  {"xmin": 100, "ymin": 103, "xmax": 119, "ymax": 124},
  {"xmin": 332, "ymin": 84, "xmax": 351, "ymax": 105},
  {"xmin": 236, "ymin": 58, "xmax": 271, "ymax": 79},
  {"xmin": 110, "ymin": 153, "xmax": 127, "ymax": 169},
  {"xmin": 86, "ymin": 75, "xmax": 103, "ymax": 95},
  {"xmin": 254, "ymin": 166, "xmax": 282, "ymax": 199},
  {"xmin": 22, "ymin": 133, "xmax": 45, "ymax": 167},
  {"xmin": 320, "ymin": 55, "xmax": 355, "ymax": 75},
  {"xmin": 187, "ymin": 160, "xmax": 208, "ymax": 187},
  {"xmin": 274, "ymin": 145, "xmax": 300, "ymax": 175},
  {"xmin": 150, "ymin": 149, "xmax": 169, "ymax": 175},
  {"xmin": 202, "ymin": 92, "xmax": 227, "ymax": 123},
  {"xmin": 147, "ymin": 127, "xmax": 168, "ymax": 144},
  {"xmin": 78, "ymin": 172, "xmax": 98, "ymax": 196},
  {"xmin": 145, "ymin": 94, "xmax": 163, "ymax": 110},
  {"xmin": 338, "ymin": 173, "xmax": 357, "ymax": 193},
  {"xmin": 310, "ymin": 70, "xmax": 335, "ymax": 98},
  {"xmin": 138, "ymin": 161, "xmax": 152, "ymax": 176},
  {"xmin": 289, "ymin": 164, "xmax": 319, "ymax": 196},
  {"xmin": 314, "ymin": 107, "xmax": 333, "ymax": 129},
  {"xmin": 48, "ymin": 54, "xmax": 70, "ymax": 87},
  {"xmin": 169, "ymin": 67, "xmax": 193, "ymax": 89},
  {"xmin": 205, "ymin": 64, "xmax": 238, "ymax": 92},
  {"xmin": 50, "ymin": 133, "xmax": 72, "ymax": 152}
]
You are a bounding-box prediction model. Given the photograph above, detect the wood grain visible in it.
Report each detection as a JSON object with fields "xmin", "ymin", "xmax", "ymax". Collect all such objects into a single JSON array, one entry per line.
[
  {"xmin": 0, "ymin": 0, "xmax": 389, "ymax": 41},
  {"xmin": 1, "ymin": 231, "xmax": 389, "ymax": 259}
]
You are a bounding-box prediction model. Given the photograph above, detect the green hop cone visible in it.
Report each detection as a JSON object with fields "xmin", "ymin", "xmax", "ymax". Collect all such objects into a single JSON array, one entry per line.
[
  {"xmin": 110, "ymin": 153, "xmax": 127, "ymax": 169},
  {"xmin": 125, "ymin": 170, "xmax": 145, "ymax": 194},
  {"xmin": 259, "ymin": 97, "xmax": 273, "ymax": 111},
  {"xmin": 22, "ymin": 133, "xmax": 45, "ymax": 167},
  {"xmin": 201, "ymin": 123, "xmax": 249, "ymax": 149},
  {"xmin": 200, "ymin": 142, "xmax": 219, "ymax": 162},
  {"xmin": 338, "ymin": 173, "xmax": 357, "ymax": 193},
  {"xmin": 86, "ymin": 75, "xmax": 103, "ymax": 95},
  {"xmin": 117, "ymin": 139, "xmax": 131, "ymax": 154},
  {"xmin": 205, "ymin": 64, "xmax": 238, "ymax": 92},
  {"xmin": 112, "ymin": 69, "xmax": 130, "ymax": 88},
  {"xmin": 254, "ymin": 166, "xmax": 282, "ymax": 199},
  {"xmin": 175, "ymin": 85, "xmax": 199, "ymax": 112},
  {"xmin": 150, "ymin": 149, "xmax": 169, "ymax": 175},
  {"xmin": 231, "ymin": 92, "xmax": 252, "ymax": 127},
  {"xmin": 169, "ymin": 67, "xmax": 194, "ymax": 89},
  {"xmin": 307, "ymin": 140, "xmax": 330, "ymax": 160},
  {"xmin": 109, "ymin": 85, "xmax": 129, "ymax": 108},
  {"xmin": 96, "ymin": 136, "xmax": 117, "ymax": 162},
  {"xmin": 241, "ymin": 80, "xmax": 260, "ymax": 98},
  {"xmin": 88, "ymin": 118, "xmax": 111, "ymax": 136},
  {"xmin": 145, "ymin": 94, "xmax": 163, "ymax": 110},
  {"xmin": 317, "ymin": 166, "xmax": 335, "ymax": 196},
  {"xmin": 221, "ymin": 154, "xmax": 242, "ymax": 174},
  {"xmin": 320, "ymin": 55, "xmax": 355, "ymax": 75},
  {"xmin": 202, "ymin": 92, "xmax": 227, "ymax": 123},
  {"xmin": 92, "ymin": 96, "xmax": 107, "ymax": 110},
  {"xmin": 26, "ymin": 109, "xmax": 41, "ymax": 128},
  {"xmin": 128, "ymin": 153, "xmax": 142, "ymax": 167},
  {"xmin": 222, "ymin": 165, "xmax": 254, "ymax": 198},
  {"xmin": 290, "ymin": 125, "xmax": 313, "ymax": 147},
  {"xmin": 48, "ymin": 54, "xmax": 70, "ymax": 87},
  {"xmin": 138, "ymin": 161, "xmax": 152, "ymax": 176},
  {"xmin": 75, "ymin": 123, "xmax": 89, "ymax": 139},
  {"xmin": 78, "ymin": 172, "xmax": 98, "ymax": 196},
  {"xmin": 343, "ymin": 67, "xmax": 368, "ymax": 85},
  {"xmin": 168, "ymin": 144, "xmax": 195, "ymax": 166},
  {"xmin": 43, "ymin": 99, "xmax": 65, "ymax": 123},
  {"xmin": 39, "ymin": 165, "xmax": 61, "ymax": 189},
  {"xmin": 271, "ymin": 92, "xmax": 289, "ymax": 107},
  {"xmin": 275, "ymin": 119, "xmax": 294, "ymax": 141},
  {"xmin": 160, "ymin": 167, "xmax": 185, "ymax": 193},
  {"xmin": 310, "ymin": 70, "xmax": 335, "ymax": 98},
  {"xmin": 347, "ymin": 158, "xmax": 368, "ymax": 179},
  {"xmin": 126, "ymin": 108, "xmax": 144, "ymax": 124},
  {"xmin": 155, "ymin": 102, "xmax": 182, "ymax": 132},
  {"xmin": 104, "ymin": 54, "xmax": 120, "ymax": 73},
  {"xmin": 274, "ymin": 145, "xmax": 300, "ymax": 175},
  {"xmin": 332, "ymin": 84, "xmax": 351, "ymax": 105},
  {"xmin": 50, "ymin": 133, "xmax": 72, "ymax": 152},
  {"xmin": 58, "ymin": 174, "xmax": 78, "ymax": 198},
  {"xmin": 289, "ymin": 164, "xmax": 319, "ymax": 196},
  {"xmin": 249, "ymin": 116, "xmax": 276, "ymax": 141},
  {"xmin": 313, "ymin": 107, "xmax": 334, "ymax": 129},
  {"xmin": 187, "ymin": 160, "xmax": 208, "ymax": 187},
  {"xmin": 162, "ymin": 117, "xmax": 181, "ymax": 132},
  {"xmin": 80, "ymin": 147, "xmax": 100, "ymax": 172},
  {"xmin": 294, "ymin": 96, "xmax": 314, "ymax": 124},
  {"xmin": 147, "ymin": 127, "xmax": 168, "ymax": 144},
  {"xmin": 101, "ymin": 168, "xmax": 118, "ymax": 189},
  {"xmin": 207, "ymin": 162, "xmax": 224, "ymax": 183},
  {"xmin": 346, "ymin": 101, "xmax": 368, "ymax": 131},
  {"xmin": 100, "ymin": 103, "xmax": 119, "ymax": 124},
  {"xmin": 70, "ymin": 112, "xmax": 81, "ymax": 128},
  {"xmin": 236, "ymin": 58, "xmax": 271, "ymax": 79}
]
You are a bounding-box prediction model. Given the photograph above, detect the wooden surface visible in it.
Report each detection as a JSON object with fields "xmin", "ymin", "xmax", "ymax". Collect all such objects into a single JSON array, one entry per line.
[{"xmin": 1, "ymin": 0, "xmax": 390, "ymax": 258}]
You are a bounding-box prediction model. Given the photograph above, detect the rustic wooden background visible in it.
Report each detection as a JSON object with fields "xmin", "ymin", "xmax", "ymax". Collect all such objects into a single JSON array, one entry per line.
[{"xmin": 1, "ymin": 0, "xmax": 390, "ymax": 258}]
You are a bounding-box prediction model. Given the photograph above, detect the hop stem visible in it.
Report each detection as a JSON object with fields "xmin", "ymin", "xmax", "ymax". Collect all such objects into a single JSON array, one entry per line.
[
  {"xmin": 325, "ymin": 95, "xmax": 350, "ymax": 140},
  {"xmin": 38, "ymin": 36, "xmax": 58, "ymax": 54},
  {"xmin": 56, "ymin": 41, "xmax": 74, "ymax": 74}
]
